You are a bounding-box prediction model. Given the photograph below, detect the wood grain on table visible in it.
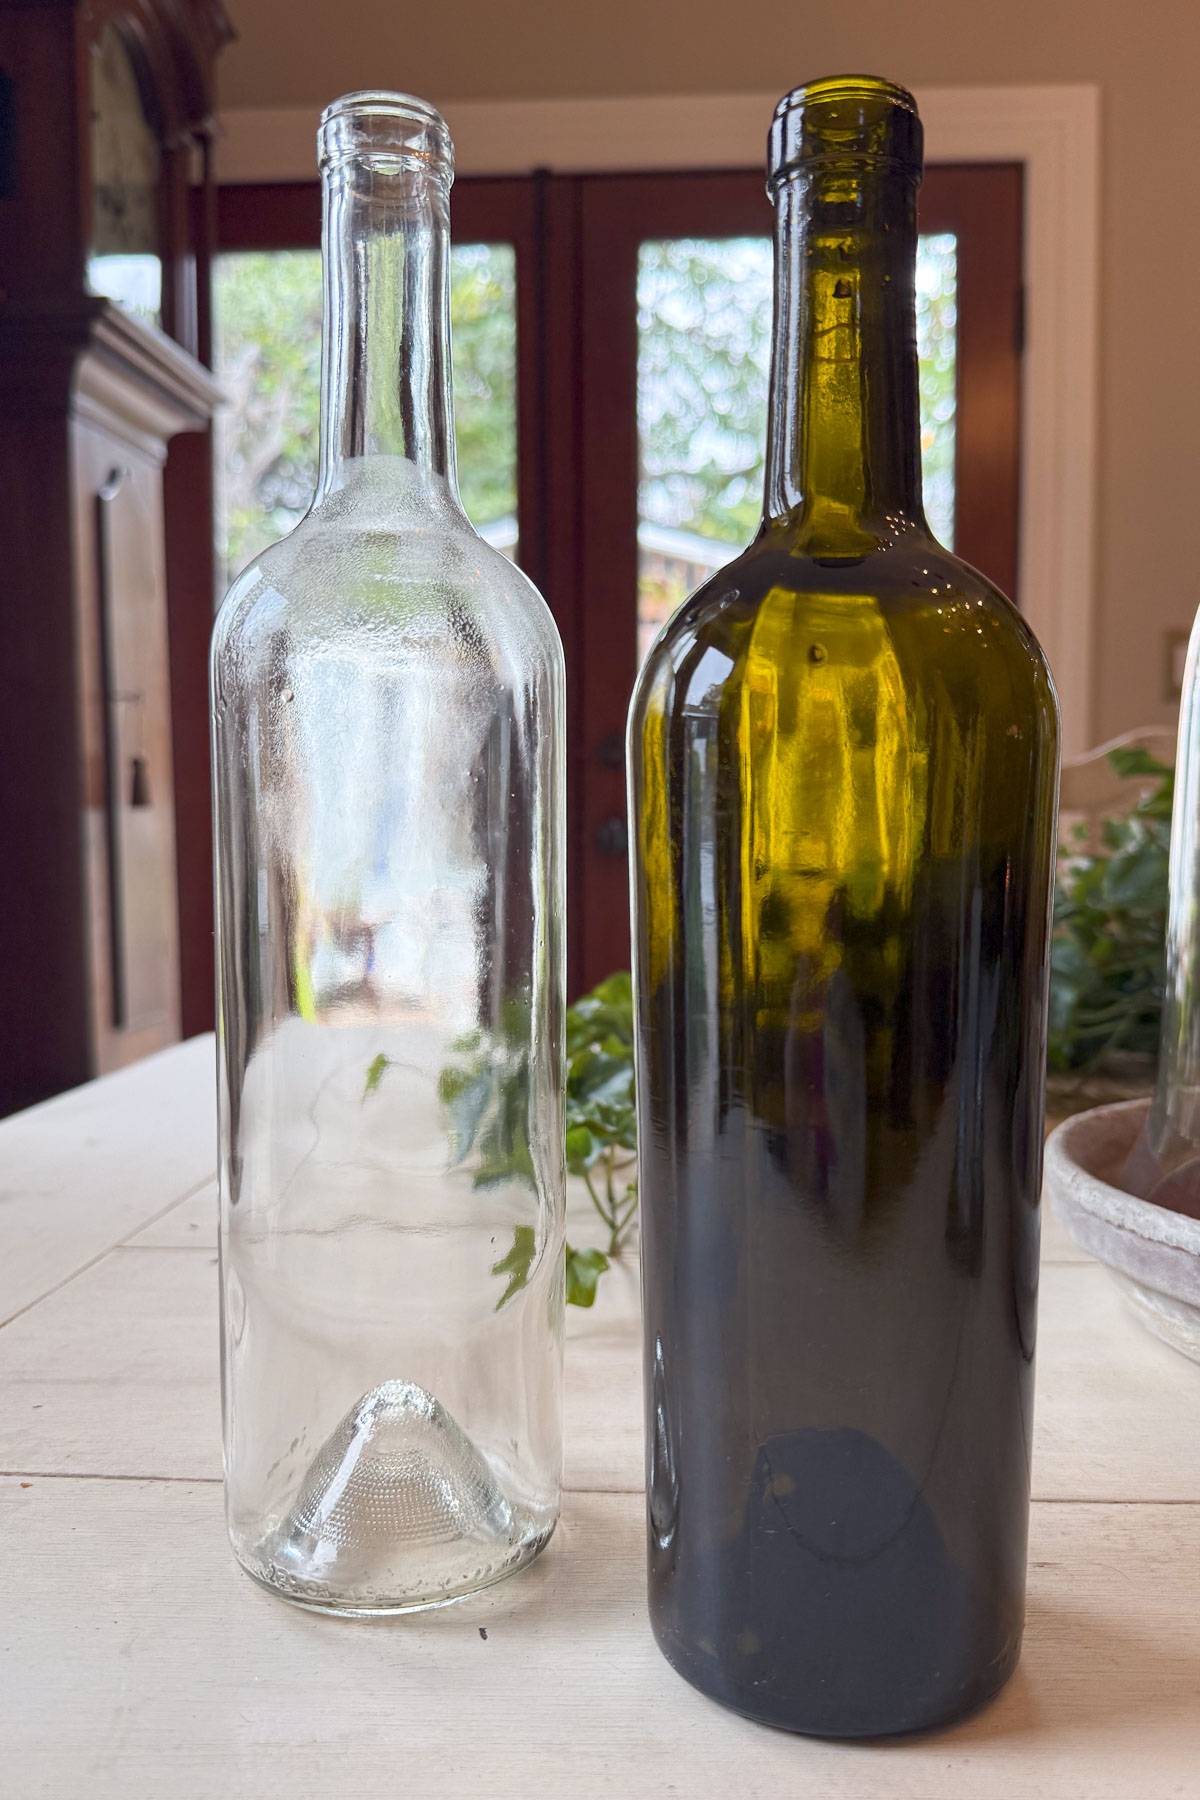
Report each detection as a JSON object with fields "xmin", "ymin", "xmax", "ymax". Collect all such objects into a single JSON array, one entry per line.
[{"xmin": 2, "ymin": 1035, "xmax": 1198, "ymax": 1798}]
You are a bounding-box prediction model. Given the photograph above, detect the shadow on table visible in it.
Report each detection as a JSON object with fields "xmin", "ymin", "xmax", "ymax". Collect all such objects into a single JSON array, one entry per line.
[
  {"xmin": 879, "ymin": 1589, "xmax": 1200, "ymax": 1751},
  {"xmin": 279, "ymin": 1490, "xmax": 638, "ymax": 1637}
]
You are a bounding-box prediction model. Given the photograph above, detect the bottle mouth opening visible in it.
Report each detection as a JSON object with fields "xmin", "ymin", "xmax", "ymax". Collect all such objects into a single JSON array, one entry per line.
[
  {"xmin": 768, "ymin": 74, "xmax": 922, "ymax": 190},
  {"xmin": 318, "ymin": 91, "xmax": 454, "ymax": 180},
  {"xmin": 774, "ymin": 75, "xmax": 919, "ymax": 117}
]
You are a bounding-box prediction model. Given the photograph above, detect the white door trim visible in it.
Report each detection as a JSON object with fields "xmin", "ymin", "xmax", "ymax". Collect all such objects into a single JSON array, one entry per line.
[{"xmin": 217, "ymin": 84, "xmax": 1101, "ymax": 750}]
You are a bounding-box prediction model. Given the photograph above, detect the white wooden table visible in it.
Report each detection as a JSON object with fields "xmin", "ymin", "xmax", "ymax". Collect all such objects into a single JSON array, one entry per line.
[{"xmin": 3, "ymin": 1037, "xmax": 1199, "ymax": 1798}]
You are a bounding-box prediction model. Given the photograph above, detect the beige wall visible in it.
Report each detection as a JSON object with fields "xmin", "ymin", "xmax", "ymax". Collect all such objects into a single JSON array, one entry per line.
[{"xmin": 219, "ymin": 0, "xmax": 1200, "ymax": 746}]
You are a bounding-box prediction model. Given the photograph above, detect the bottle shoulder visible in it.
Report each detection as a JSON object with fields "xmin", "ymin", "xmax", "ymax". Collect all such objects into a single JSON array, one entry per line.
[
  {"xmin": 634, "ymin": 528, "xmax": 1057, "ymax": 726},
  {"xmin": 212, "ymin": 501, "xmax": 563, "ymax": 684}
]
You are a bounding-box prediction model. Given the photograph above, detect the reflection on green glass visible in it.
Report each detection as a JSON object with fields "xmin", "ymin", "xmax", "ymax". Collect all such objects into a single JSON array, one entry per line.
[
  {"xmin": 636, "ymin": 233, "xmax": 957, "ymax": 659},
  {"xmin": 213, "ymin": 244, "xmax": 518, "ymax": 582}
]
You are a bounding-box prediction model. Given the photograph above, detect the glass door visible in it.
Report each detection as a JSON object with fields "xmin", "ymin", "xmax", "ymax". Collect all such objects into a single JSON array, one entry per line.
[
  {"xmin": 636, "ymin": 230, "xmax": 959, "ymax": 662},
  {"xmin": 204, "ymin": 168, "xmax": 1022, "ymax": 1003},
  {"xmin": 210, "ymin": 183, "xmax": 527, "ymax": 590},
  {"xmin": 575, "ymin": 167, "xmax": 1022, "ymax": 986}
]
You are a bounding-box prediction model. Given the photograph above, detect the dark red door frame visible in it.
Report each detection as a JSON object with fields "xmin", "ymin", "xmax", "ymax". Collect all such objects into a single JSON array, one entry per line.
[
  {"xmin": 573, "ymin": 174, "xmax": 773, "ymax": 992},
  {"xmin": 926, "ymin": 164, "xmax": 1024, "ymax": 604}
]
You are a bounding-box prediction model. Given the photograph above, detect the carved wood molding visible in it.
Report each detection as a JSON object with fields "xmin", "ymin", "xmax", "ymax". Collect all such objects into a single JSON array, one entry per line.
[
  {"xmin": 87, "ymin": 0, "xmax": 236, "ymax": 142},
  {"xmin": 75, "ymin": 299, "xmax": 223, "ymax": 453},
  {"xmin": 0, "ymin": 300, "xmax": 222, "ymax": 447}
]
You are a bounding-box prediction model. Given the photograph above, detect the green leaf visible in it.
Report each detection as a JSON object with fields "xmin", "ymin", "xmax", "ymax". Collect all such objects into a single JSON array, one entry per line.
[
  {"xmin": 474, "ymin": 1164, "xmax": 516, "ymax": 1190},
  {"xmin": 438, "ymin": 1066, "xmax": 469, "ymax": 1103},
  {"xmin": 362, "ymin": 1054, "xmax": 391, "ymax": 1101},
  {"xmin": 565, "ymin": 1124, "xmax": 598, "ymax": 1173},
  {"xmin": 500, "ymin": 992, "xmax": 534, "ymax": 1047},
  {"xmin": 1106, "ymin": 746, "xmax": 1173, "ymax": 781},
  {"xmin": 440, "ymin": 1067, "xmax": 494, "ymax": 1163},
  {"xmin": 565, "ymin": 971, "xmax": 635, "ymax": 1058},
  {"xmin": 1101, "ymin": 846, "xmax": 1168, "ymax": 911},
  {"xmin": 565, "ymin": 1242, "xmax": 609, "ymax": 1308},
  {"xmin": 473, "ymin": 1143, "xmax": 535, "ymax": 1189},
  {"xmin": 591, "ymin": 971, "xmax": 633, "ymax": 1007},
  {"xmin": 491, "ymin": 1224, "xmax": 537, "ymax": 1311},
  {"xmin": 1050, "ymin": 759, "xmax": 1171, "ymax": 1072},
  {"xmin": 562, "ymin": 973, "xmax": 640, "ymax": 1217},
  {"xmin": 568, "ymin": 1046, "xmax": 635, "ymax": 1107}
]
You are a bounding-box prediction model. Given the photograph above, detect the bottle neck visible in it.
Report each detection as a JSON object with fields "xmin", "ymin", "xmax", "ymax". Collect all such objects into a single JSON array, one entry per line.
[
  {"xmin": 315, "ymin": 154, "xmax": 458, "ymax": 503},
  {"xmin": 764, "ymin": 163, "xmax": 925, "ymax": 547}
]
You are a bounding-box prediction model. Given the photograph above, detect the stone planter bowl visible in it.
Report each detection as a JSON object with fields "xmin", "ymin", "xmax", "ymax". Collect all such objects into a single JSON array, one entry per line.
[{"xmin": 1044, "ymin": 1096, "xmax": 1200, "ymax": 1365}]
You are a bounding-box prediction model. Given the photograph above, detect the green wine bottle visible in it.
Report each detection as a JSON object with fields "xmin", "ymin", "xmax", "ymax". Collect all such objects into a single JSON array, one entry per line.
[{"xmin": 628, "ymin": 76, "xmax": 1059, "ymax": 1737}]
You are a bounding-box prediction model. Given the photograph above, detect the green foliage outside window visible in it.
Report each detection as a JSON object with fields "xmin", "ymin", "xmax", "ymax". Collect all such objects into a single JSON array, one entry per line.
[
  {"xmin": 215, "ymin": 236, "xmax": 958, "ymax": 590},
  {"xmin": 214, "ymin": 245, "xmax": 517, "ymax": 581},
  {"xmin": 636, "ymin": 232, "xmax": 959, "ymax": 553}
]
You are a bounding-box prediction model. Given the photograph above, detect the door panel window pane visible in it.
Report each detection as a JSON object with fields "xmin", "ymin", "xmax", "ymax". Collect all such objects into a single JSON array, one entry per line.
[
  {"xmin": 917, "ymin": 233, "xmax": 958, "ymax": 545},
  {"xmin": 213, "ymin": 243, "xmax": 518, "ymax": 586},
  {"xmin": 636, "ymin": 232, "xmax": 957, "ymax": 661}
]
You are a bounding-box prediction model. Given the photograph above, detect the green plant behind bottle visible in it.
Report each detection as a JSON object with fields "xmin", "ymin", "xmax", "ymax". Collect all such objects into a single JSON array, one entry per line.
[
  {"xmin": 563, "ymin": 972, "xmax": 638, "ymax": 1264},
  {"xmin": 1048, "ymin": 746, "xmax": 1173, "ymax": 1074},
  {"xmin": 367, "ymin": 973, "xmax": 638, "ymax": 1308},
  {"xmin": 370, "ymin": 746, "xmax": 1174, "ymax": 1300}
]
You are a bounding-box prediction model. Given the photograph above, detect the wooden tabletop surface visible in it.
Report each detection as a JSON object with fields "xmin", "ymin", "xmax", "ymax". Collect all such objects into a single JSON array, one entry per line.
[{"xmin": 2, "ymin": 1036, "xmax": 1198, "ymax": 1797}]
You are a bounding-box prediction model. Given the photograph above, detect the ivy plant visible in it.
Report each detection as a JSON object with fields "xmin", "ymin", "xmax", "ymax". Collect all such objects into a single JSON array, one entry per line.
[
  {"xmin": 563, "ymin": 972, "xmax": 638, "ymax": 1260},
  {"xmin": 366, "ymin": 974, "xmax": 638, "ymax": 1310},
  {"xmin": 1048, "ymin": 746, "xmax": 1172, "ymax": 1074},
  {"xmin": 364, "ymin": 747, "xmax": 1177, "ymax": 1307}
]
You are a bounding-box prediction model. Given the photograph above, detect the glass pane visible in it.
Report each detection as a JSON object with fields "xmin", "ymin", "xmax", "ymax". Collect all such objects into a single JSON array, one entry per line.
[
  {"xmin": 637, "ymin": 233, "xmax": 957, "ymax": 662},
  {"xmin": 916, "ymin": 232, "xmax": 958, "ymax": 547},
  {"xmin": 88, "ymin": 22, "xmax": 163, "ymax": 329},
  {"xmin": 87, "ymin": 252, "xmax": 163, "ymax": 326},
  {"xmin": 213, "ymin": 243, "xmax": 518, "ymax": 587}
]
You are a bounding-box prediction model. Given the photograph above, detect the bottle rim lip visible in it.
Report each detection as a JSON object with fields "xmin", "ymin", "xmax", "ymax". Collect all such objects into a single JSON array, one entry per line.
[
  {"xmin": 320, "ymin": 90, "xmax": 448, "ymax": 130},
  {"xmin": 318, "ymin": 91, "xmax": 453, "ymax": 176},
  {"xmin": 772, "ymin": 75, "xmax": 919, "ymax": 120},
  {"xmin": 767, "ymin": 75, "xmax": 922, "ymax": 190}
]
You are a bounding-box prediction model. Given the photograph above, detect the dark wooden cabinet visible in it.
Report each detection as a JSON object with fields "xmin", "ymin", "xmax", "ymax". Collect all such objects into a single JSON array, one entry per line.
[{"xmin": 0, "ymin": 0, "xmax": 231, "ymax": 1112}]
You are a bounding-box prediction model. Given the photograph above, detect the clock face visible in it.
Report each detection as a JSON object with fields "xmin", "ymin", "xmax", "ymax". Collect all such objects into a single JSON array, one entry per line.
[{"xmin": 87, "ymin": 23, "xmax": 163, "ymax": 324}]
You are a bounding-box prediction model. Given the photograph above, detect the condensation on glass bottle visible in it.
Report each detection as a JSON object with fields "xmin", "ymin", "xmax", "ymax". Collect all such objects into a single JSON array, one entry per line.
[
  {"xmin": 211, "ymin": 93, "xmax": 566, "ymax": 1614},
  {"xmin": 1122, "ymin": 612, "xmax": 1200, "ymax": 1219}
]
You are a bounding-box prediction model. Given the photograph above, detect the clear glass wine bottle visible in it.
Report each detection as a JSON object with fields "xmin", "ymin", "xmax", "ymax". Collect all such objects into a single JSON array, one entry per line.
[
  {"xmin": 211, "ymin": 92, "xmax": 566, "ymax": 1614},
  {"xmin": 1121, "ymin": 614, "xmax": 1200, "ymax": 1219}
]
